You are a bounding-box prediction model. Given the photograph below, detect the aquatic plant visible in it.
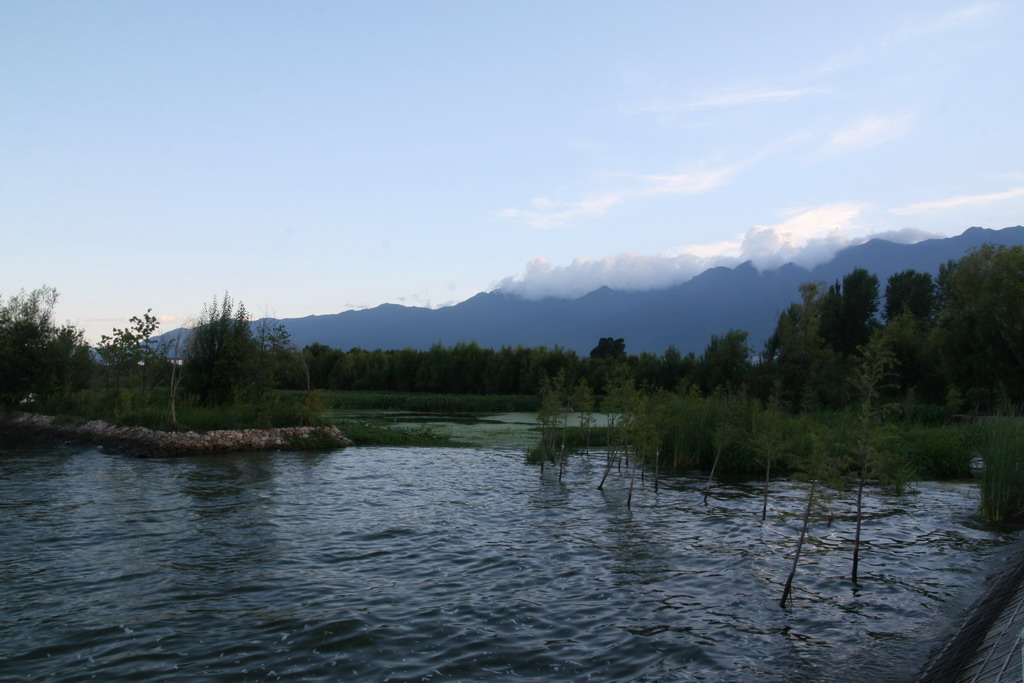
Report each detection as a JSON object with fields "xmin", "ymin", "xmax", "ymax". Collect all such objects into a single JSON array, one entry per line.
[
  {"xmin": 780, "ymin": 428, "xmax": 841, "ymax": 608},
  {"xmin": 780, "ymin": 477, "xmax": 817, "ymax": 608},
  {"xmin": 753, "ymin": 388, "xmax": 786, "ymax": 521},
  {"xmin": 850, "ymin": 337, "xmax": 896, "ymax": 584},
  {"xmin": 978, "ymin": 416, "xmax": 1024, "ymax": 523},
  {"xmin": 597, "ymin": 370, "xmax": 636, "ymax": 491}
]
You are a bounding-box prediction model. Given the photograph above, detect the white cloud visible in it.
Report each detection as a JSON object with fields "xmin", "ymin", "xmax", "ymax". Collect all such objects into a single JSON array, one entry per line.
[
  {"xmin": 737, "ymin": 203, "xmax": 868, "ymax": 268},
  {"xmin": 819, "ymin": 115, "xmax": 913, "ymax": 157},
  {"xmin": 496, "ymin": 203, "xmax": 949, "ymax": 300},
  {"xmin": 495, "ymin": 252, "xmax": 710, "ymax": 300},
  {"xmin": 889, "ymin": 186, "xmax": 1024, "ymax": 215}
]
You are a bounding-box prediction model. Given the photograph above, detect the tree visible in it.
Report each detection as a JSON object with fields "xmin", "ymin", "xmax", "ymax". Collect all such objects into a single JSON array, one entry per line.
[
  {"xmin": 590, "ymin": 337, "xmax": 626, "ymax": 360},
  {"xmin": 0, "ymin": 287, "xmax": 88, "ymax": 409},
  {"xmin": 935, "ymin": 245, "xmax": 1024, "ymax": 408},
  {"xmin": 251, "ymin": 315, "xmax": 293, "ymax": 408},
  {"xmin": 884, "ymin": 270, "xmax": 936, "ymax": 323},
  {"xmin": 696, "ymin": 329, "xmax": 751, "ymax": 394},
  {"xmin": 598, "ymin": 368, "xmax": 637, "ymax": 491},
  {"xmin": 763, "ymin": 282, "xmax": 834, "ymax": 411},
  {"xmin": 849, "ymin": 336, "xmax": 896, "ymax": 584},
  {"xmin": 572, "ymin": 378, "xmax": 595, "ymax": 453},
  {"xmin": 181, "ymin": 293, "xmax": 255, "ymax": 406},
  {"xmin": 819, "ymin": 268, "xmax": 880, "ymax": 356},
  {"xmin": 96, "ymin": 309, "xmax": 160, "ymax": 393}
]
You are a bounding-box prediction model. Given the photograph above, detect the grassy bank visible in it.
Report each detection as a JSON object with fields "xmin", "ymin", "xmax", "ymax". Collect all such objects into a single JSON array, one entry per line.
[
  {"xmin": 311, "ymin": 390, "xmax": 539, "ymax": 413},
  {"xmin": 24, "ymin": 389, "xmax": 1017, "ymax": 486},
  {"xmin": 29, "ymin": 388, "xmax": 324, "ymax": 431},
  {"xmin": 25, "ymin": 388, "xmax": 530, "ymax": 447}
]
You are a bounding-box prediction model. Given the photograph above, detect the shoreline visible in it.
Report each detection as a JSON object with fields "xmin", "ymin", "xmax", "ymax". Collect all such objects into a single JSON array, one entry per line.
[{"xmin": 0, "ymin": 411, "xmax": 353, "ymax": 456}]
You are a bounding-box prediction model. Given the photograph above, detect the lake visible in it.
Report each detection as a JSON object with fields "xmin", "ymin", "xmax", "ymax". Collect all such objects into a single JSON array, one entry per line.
[{"xmin": 1, "ymin": 440, "xmax": 1019, "ymax": 681}]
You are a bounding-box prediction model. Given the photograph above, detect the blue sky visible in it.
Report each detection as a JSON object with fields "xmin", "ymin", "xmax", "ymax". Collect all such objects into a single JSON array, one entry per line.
[{"xmin": 2, "ymin": 1, "xmax": 1022, "ymax": 344}]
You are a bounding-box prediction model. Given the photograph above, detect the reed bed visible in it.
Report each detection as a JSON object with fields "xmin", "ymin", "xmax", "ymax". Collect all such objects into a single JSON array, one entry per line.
[{"xmin": 979, "ymin": 416, "xmax": 1024, "ymax": 523}]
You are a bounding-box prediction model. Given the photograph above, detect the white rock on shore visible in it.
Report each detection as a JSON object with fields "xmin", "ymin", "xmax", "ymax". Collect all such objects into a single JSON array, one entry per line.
[{"xmin": 0, "ymin": 411, "xmax": 353, "ymax": 456}]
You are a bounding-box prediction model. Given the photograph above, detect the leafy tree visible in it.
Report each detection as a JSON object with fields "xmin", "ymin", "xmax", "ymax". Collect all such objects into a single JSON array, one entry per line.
[
  {"xmin": 935, "ymin": 245, "xmax": 1024, "ymax": 408},
  {"xmin": 96, "ymin": 309, "xmax": 160, "ymax": 393},
  {"xmin": 302, "ymin": 343, "xmax": 340, "ymax": 389},
  {"xmin": 532, "ymin": 371, "xmax": 567, "ymax": 474},
  {"xmin": 875, "ymin": 310, "xmax": 944, "ymax": 404},
  {"xmin": 819, "ymin": 268, "xmax": 880, "ymax": 356},
  {"xmin": 590, "ymin": 337, "xmax": 626, "ymax": 359},
  {"xmin": 572, "ymin": 378, "xmax": 595, "ymax": 453},
  {"xmin": 0, "ymin": 287, "xmax": 89, "ymax": 409},
  {"xmin": 251, "ymin": 316, "xmax": 294, "ymax": 406},
  {"xmin": 884, "ymin": 270, "xmax": 936, "ymax": 323},
  {"xmin": 763, "ymin": 282, "xmax": 835, "ymax": 411},
  {"xmin": 47, "ymin": 324, "xmax": 93, "ymax": 399},
  {"xmin": 598, "ymin": 368, "xmax": 637, "ymax": 491},
  {"xmin": 181, "ymin": 293, "xmax": 255, "ymax": 406},
  {"xmin": 849, "ymin": 336, "xmax": 897, "ymax": 584},
  {"xmin": 696, "ymin": 329, "xmax": 751, "ymax": 394}
]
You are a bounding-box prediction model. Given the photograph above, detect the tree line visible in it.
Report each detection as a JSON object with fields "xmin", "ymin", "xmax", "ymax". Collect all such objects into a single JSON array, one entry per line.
[
  {"xmin": 299, "ymin": 243, "xmax": 1024, "ymax": 415},
  {"xmin": 2, "ymin": 243, "xmax": 1023, "ymax": 419}
]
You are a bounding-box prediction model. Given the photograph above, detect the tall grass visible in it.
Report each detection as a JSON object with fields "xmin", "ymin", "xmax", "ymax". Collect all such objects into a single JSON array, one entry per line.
[
  {"xmin": 316, "ymin": 390, "xmax": 539, "ymax": 413},
  {"xmin": 28, "ymin": 388, "xmax": 324, "ymax": 431},
  {"xmin": 979, "ymin": 417, "xmax": 1024, "ymax": 523}
]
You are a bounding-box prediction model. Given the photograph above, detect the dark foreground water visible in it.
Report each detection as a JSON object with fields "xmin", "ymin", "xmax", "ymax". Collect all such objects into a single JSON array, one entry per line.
[{"xmin": 1, "ymin": 443, "xmax": 1020, "ymax": 682}]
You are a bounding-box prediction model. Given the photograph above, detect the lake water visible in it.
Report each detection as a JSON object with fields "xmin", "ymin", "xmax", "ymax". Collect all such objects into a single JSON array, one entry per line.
[{"xmin": 1, "ymin": 441, "xmax": 1020, "ymax": 681}]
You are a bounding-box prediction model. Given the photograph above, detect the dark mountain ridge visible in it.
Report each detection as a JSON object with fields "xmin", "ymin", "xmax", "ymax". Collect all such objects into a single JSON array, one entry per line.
[{"xmin": 162, "ymin": 226, "xmax": 1024, "ymax": 356}]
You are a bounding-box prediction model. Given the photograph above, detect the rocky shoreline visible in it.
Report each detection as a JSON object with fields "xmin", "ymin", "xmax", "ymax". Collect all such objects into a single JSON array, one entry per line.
[{"xmin": 0, "ymin": 411, "xmax": 353, "ymax": 456}]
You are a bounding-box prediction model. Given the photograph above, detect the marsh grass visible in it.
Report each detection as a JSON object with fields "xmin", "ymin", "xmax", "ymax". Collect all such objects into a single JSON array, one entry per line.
[
  {"xmin": 979, "ymin": 416, "xmax": 1024, "ymax": 523},
  {"xmin": 316, "ymin": 390, "xmax": 539, "ymax": 413},
  {"xmin": 29, "ymin": 388, "xmax": 322, "ymax": 431}
]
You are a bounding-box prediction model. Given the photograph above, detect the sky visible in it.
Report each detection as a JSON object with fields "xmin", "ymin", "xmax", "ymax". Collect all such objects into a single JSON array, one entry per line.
[{"xmin": 2, "ymin": 1, "xmax": 1023, "ymax": 344}]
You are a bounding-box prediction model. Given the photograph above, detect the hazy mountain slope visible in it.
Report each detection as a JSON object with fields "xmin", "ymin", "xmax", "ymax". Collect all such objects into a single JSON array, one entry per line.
[{"xmin": 160, "ymin": 226, "xmax": 1024, "ymax": 356}]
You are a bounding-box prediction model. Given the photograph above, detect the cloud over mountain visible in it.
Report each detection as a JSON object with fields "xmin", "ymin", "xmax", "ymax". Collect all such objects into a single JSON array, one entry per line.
[{"xmin": 497, "ymin": 207, "xmax": 940, "ymax": 300}]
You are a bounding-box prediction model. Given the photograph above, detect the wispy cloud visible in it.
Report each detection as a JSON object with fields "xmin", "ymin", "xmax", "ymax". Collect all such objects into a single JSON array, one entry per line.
[
  {"xmin": 890, "ymin": 186, "xmax": 1024, "ymax": 215},
  {"xmin": 497, "ymin": 193, "xmax": 629, "ymax": 230},
  {"xmin": 638, "ymin": 87, "xmax": 830, "ymax": 113},
  {"xmin": 499, "ymin": 134, "xmax": 812, "ymax": 230},
  {"xmin": 817, "ymin": 115, "xmax": 913, "ymax": 157},
  {"xmin": 895, "ymin": 2, "xmax": 999, "ymax": 40},
  {"xmin": 817, "ymin": 3, "xmax": 1000, "ymax": 74},
  {"xmin": 498, "ymin": 163, "xmax": 743, "ymax": 229}
]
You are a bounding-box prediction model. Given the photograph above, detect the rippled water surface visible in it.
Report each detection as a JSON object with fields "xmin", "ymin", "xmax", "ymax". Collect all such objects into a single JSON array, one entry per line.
[{"xmin": 1, "ymin": 442, "xmax": 1020, "ymax": 681}]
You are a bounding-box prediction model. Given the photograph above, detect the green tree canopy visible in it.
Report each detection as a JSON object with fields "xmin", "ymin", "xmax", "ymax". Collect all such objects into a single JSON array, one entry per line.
[
  {"xmin": 590, "ymin": 337, "xmax": 626, "ymax": 359},
  {"xmin": 182, "ymin": 293, "xmax": 255, "ymax": 406},
  {"xmin": 0, "ymin": 286, "xmax": 90, "ymax": 408},
  {"xmin": 884, "ymin": 269, "xmax": 936, "ymax": 323},
  {"xmin": 936, "ymin": 244, "xmax": 1024, "ymax": 407}
]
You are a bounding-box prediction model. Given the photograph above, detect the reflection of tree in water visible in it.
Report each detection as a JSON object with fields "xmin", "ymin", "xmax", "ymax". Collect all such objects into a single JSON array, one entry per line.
[{"xmin": 175, "ymin": 453, "xmax": 286, "ymax": 571}]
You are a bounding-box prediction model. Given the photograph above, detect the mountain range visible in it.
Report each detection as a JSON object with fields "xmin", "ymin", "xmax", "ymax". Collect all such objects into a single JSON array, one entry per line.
[{"xmin": 175, "ymin": 226, "xmax": 1024, "ymax": 356}]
